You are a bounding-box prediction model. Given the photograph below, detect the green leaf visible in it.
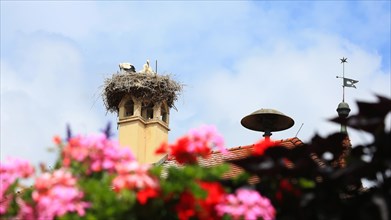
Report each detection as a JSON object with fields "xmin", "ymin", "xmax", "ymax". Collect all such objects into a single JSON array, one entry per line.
[{"xmin": 298, "ymin": 178, "xmax": 315, "ymax": 188}]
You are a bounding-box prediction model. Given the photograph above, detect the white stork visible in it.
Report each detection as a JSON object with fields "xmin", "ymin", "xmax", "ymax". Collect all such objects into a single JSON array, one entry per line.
[
  {"xmin": 140, "ymin": 60, "xmax": 155, "ymax": 75},
  {"xmin": 119, "ymin": 63, "xmax": 136, "ymax": 73}
]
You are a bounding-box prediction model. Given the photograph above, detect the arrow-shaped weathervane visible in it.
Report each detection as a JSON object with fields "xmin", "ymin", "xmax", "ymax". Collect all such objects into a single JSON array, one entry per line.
[{"xmin": 336, "ymin": 57, "xmax": 359, "ymax": 102}]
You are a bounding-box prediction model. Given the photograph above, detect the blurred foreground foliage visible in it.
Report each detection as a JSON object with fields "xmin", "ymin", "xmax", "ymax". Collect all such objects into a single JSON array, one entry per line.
[
  {"xmin": 229, "ymin": 95, "xmax": 391, "ymax": 219},
  {"xmin": 1, "ymin": 95, "xmax": 390, "ymax": 220}
]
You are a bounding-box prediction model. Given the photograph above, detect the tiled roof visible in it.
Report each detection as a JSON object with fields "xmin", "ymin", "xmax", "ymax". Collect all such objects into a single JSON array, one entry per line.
[{"xmin": 161, "ymin": 137, "xmax": 304, "ymax": 184}]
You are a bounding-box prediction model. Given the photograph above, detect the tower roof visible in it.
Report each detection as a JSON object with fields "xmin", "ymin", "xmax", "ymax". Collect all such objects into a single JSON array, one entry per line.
[{"xmin": 102, "ymin": 72, "xmax": 182, "ymax": 113}]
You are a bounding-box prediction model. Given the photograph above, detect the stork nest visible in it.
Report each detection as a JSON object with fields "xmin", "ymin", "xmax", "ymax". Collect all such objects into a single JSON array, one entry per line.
[{"xmin": 102, "ymin": 72, "xmax": 183, "ymax": 113}]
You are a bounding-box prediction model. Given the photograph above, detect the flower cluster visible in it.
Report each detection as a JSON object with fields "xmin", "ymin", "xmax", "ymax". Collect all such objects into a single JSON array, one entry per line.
[
  {"xmin": 196, "ymin": 181, "xmax": 227, "ymax": 219},
  {"xmin": 61, "ymin": 133, "xmax": 135, "ymax": 173},
  {"xmin": 188, "ymin": 125, "xmax": 226, "ymax": 154},
  {"xmin": 112, "ymin": 161, "xmax": 159, "ymax": 204},
  {"xmin": 156, "ymin": 125, "xmax": 226, "ymax": 164},
  {"xmin": 216, "ymin": 188, "xmax": 276, "ymax": 220},
  {"xmin": 175, "ymin": 181, "xmax": 226, "ymax": 220},
  {"xmin": 0, "ymin": 158, "xmax": 34, "ymax": 214},
  {"xmin": 18, "ymin": 169, "xmax": 90, "ymax": 220},
  {"xmin": 1, "ymin": 125, "xmax": 277, "ymax": 220}
]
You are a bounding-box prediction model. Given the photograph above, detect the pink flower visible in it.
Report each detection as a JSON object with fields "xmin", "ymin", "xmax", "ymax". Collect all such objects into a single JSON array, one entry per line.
[
  {"xmin": 112, "ymin": 161, "xmax": 159, "ymax": 192},
  {"xmin": 30, "ymin": 169, "xmax": 90, "ymax": 219},
  {"xmin": 188, "ymin": 125, "xmax": 227, "ymax": 154},
  {"xmin": 61, "ymin": 133, "xmax": 135, "ymax": 174},
  {"xmin": 112, "ymin": 161, "xmax": 159, "ymax": 205},
  {"xmin": 0, "ymin": 158, "xmax": 34, "ymax": 214},
  {"xmin": 216, "ymin": 188, "xmax": 276, "ymax": 220},
  {"xmin": 15, "ymin": 198, "xmax": 35, "ymax": 220},
  {"xmin": 0, "ymin": 194, "xmax": 12, "ymax": 215}
]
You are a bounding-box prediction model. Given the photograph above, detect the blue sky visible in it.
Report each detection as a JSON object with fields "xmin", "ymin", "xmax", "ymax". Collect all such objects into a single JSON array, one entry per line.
[{"xmin": 1, "ymin": 1, "xmax": 390, "ymax": 167}]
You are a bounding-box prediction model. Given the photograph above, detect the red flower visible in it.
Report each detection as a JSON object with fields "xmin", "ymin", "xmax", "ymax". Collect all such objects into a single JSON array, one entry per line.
[
  {"xmin": 137, "ymin": 187, "xmax": 159, "ymax": 205},
  {"xmin": 155, "ymin": 142, "xmax": 168, "ymax": 154},
  {"xmin": 171, "ymin": 137, "xmax": 199, "ymax": 164},
  {"xmin": 156, "ymin": 125, "xmax": 224, "ymax": 164},
  {"xmin": 165, "ymin": 136, "xmax": 212, "ymax": 164},
  {"xmin": 253, "ymin": 138, "xmax": 278, "ymax": 156},
  {"xmin": 53, "ymin": 135, "xmax": 62, "ymax": 145},
  {"xmin": 197, "ymin": 181, "xmax": 226, "ymax": 220},
  {"xmin": 280, "ymin": 179, "xmax": 294, "ymax": 192},
  {"xmin": 176, "ymin": 192, "xmax": 196, "ymax": 220},
  {"xmin": 276, "ymin": 191, "xmax": 283, "ymax": 202},
  {"xmin": 276, "ymin": 178, "xmax": 302, "ymax": 201},
  {"xmin": 175, "ymin": 182, "xmax": 226, "ymax": 220}
]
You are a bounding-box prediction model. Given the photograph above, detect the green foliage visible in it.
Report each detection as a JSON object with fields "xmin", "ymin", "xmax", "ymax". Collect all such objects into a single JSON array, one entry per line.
[
  {"xmin": 80, "ymin": 175, "xmax": 133, "ymax": 219},
  {"xmin": 3, "ymin": 181, "xmax": 20, "ymax": 217},
  {"xmin": 298, "ymin": 178, "xmax": 315, "ymax": 189}
]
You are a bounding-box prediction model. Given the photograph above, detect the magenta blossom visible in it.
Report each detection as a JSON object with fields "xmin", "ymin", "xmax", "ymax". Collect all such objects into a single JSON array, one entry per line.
[
  {"xmin": 216, "ymin": 188, "xmax": 276, "ymax": 220},
  {"xmin": 156, "ymin": 125, "xmax": 228, "ymax": 164},
  {"xmin": 112, "ymin": 161, "xmax": 159, "ymax": 192},
  {"xmin": 61, "ymin": 133, "xmax": 135, "ymax": 174},
  {"xmin": 0, "ymin": 158, "xmax": 34, "ymax": 214},
  {"xmin": 188, "ymin": 124, "xmax": 227, "ymax": 154},
  {"xmin": 112, "ymin": 161, "xmax": 160, "ymax": 205},
  {"xmin": 18, "ymin": 169, "xmax": 90, "ymax": 220}
]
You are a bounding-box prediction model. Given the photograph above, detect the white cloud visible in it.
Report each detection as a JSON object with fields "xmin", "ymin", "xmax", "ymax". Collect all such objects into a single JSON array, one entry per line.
[
  {"xmin": 1, "ymin": 33, "xmax": 106, "ymax": 166},
  {"xmin": 1, "ymin": 1, "xmax": 389, "ymax": 166},
  {"xmin": 173, "ymin": 33, "xmax": 390, "ymax": 148},
  {"xmin": 1, "ymin": 1, "xmax": 101, "ymax": 40}
]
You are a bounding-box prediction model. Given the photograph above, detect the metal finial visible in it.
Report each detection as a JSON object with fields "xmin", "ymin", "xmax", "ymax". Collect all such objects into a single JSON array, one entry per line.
[
  {"xmin": 155, "ymin": 60, "xmax": 158, "ymax": 75},
  {"xmin": 336, "ymin": 102, "xmax": 351, "ymax": 134},
  {"xmin": 335, "ymin": 57, "xmax": 357, "ymax": 134},
  {"xmin": 336, "ymin": 57, "xmax": 359, "ymax": 102}
]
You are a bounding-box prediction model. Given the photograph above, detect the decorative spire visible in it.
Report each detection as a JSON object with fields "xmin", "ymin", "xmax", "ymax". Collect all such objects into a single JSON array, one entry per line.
[
  {"xmin": 336, "ymin": 57, "xmax": 359, "ymax": 102},
  {"xmin": 335, "ymin": 57, "xmax": 358, "ymax": 134}
]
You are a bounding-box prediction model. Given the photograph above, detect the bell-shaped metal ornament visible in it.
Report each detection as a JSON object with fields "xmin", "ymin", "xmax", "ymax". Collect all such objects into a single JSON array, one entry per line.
[{"xmin": 241, "ymin": 108, "xmax": 294, "ymax": 137}]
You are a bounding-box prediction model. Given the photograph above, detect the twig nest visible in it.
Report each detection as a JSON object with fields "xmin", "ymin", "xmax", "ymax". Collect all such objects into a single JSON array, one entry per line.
[{"xmin": 102, "ymin": 72, "xmax": 183, "ymax": 113}]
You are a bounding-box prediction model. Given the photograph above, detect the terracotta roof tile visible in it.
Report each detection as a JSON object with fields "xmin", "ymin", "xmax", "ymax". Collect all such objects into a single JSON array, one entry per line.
[{"xmin": 161, "ymin": 137, "xmax": 304, "ymax": 184}]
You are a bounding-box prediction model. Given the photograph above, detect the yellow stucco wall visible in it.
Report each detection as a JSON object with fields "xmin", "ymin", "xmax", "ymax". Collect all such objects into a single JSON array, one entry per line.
[
  {"xmin": 118, "ymin": 117, "xmax": 145, "ymax": 160},
  {"xmin": 118, "ymin": 116, "xmax": 168, "ymax": 164},
  {"xmin": 117, "ymin": 95, "xmax": 170, "ymax": 164},
  {"xmin": 145, "ymin": 120, "xmax": 169, "ymax": 163}
]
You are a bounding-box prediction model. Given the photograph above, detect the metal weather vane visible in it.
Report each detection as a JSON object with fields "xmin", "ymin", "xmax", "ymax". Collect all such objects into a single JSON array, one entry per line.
[{"xmin": 336, "ymin": 57, "xmax": 359, "ymax": 102}]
